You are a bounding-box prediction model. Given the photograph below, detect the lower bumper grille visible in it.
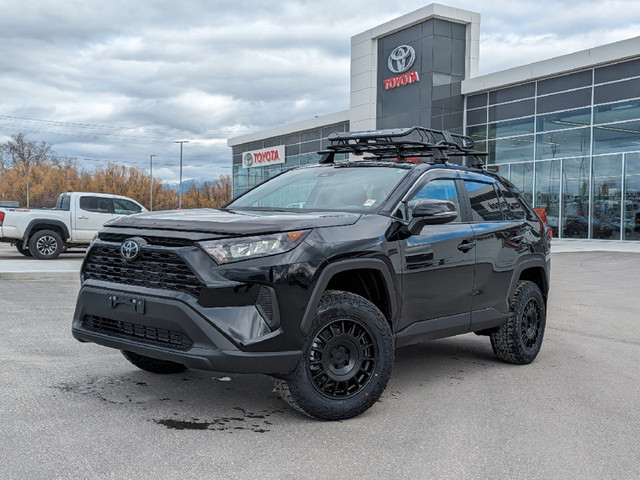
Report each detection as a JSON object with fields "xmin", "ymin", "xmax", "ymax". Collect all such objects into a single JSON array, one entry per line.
[{"xmin": 82, "ymin": 315, "xmax": 193, "ymax": 351}]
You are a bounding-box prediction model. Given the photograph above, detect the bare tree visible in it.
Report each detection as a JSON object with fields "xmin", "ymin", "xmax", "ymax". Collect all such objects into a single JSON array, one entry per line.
[{"xmin": 1, "ymin": 133, "xmax": 53, "ymax": 206}]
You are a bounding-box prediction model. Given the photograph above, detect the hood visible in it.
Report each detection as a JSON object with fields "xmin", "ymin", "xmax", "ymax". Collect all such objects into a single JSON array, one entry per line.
[{"xmin": 105, "ymin": 208, "xmax": 361, "ymax": 236}]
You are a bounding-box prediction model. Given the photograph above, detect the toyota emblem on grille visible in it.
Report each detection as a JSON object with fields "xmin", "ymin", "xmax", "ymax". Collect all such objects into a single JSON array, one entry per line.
[{"xmin": 120, "ymin": 239, "xmax": 141, "ymax": 261}]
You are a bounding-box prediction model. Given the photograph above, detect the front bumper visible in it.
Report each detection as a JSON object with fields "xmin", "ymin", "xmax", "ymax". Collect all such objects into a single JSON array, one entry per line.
[{"xmin": 72, "ymin": 283, "xmax": 302, "ymax": 374}]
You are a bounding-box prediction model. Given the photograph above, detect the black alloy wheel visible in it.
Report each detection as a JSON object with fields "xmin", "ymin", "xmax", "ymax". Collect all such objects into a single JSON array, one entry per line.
[
  {"xmin": 520, "ymin": 297, "xmax": 542, "ymax": 350},
  {"xmin": 490, "ymin": 280, "xmax": 546, "ymax": 365},
  {"xmin": 307, "ymin": 318, "xmax": 376, "ymax": 399},
  {"xmin": 273, "ymin": 290, "xmax": 394, "ymax": 420}
]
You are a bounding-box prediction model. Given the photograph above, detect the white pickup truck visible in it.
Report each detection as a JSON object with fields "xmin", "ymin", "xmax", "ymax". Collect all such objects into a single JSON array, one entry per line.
[{"xmin": 0, "ymin": 191, "xmax": 147, "ymax": 259}]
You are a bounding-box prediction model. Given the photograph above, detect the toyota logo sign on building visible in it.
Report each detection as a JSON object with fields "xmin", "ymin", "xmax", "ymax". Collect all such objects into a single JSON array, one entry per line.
[
  {"xmin": 388, "ymin": 45, "xmax": 416, "ymax": 73},
  {"xmin": 241, "ymin": 145, "xmax": 285, "ymax": 169},
  {"xmin": 383, "ymin": 44, "xmax": 420, "ymax": 90},
  {"xmin": 243, "ymin": 152, "xmax": 254, "ymax": 167}
]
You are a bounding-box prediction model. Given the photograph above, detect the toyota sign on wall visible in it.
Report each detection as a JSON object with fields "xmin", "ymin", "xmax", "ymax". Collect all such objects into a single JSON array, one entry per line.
[
  {"xmin": 242, "ymin": 145, "xmax": 286, "ymax": 169},
  {"xmin": 383, "ymin": 44, "xmax": 420, "ymax": 90}
]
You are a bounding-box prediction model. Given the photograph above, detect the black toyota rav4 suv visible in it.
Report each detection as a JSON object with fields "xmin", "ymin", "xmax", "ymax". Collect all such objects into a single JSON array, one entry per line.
[{"xmin": 72, "ymin": 127, "xmax": 551, "ymax": 420}]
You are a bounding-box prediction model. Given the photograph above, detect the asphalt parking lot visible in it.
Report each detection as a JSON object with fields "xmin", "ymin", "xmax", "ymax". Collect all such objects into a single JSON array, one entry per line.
[{"xmin": 1, "ymin": 242, "xmax": 640, "ymax": 479}]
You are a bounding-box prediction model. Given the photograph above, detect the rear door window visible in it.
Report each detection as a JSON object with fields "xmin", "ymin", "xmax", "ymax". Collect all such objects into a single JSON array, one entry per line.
[
  {"xmin": 463, "ymin": 180, "xmax": 504, "ymax": 222},
  {"xmin": 498, "ymin": 184, "xmax": 526, "ymax": 219},
  {"xmin": 80, "ymin": 196, "xmax": 112, "ymax": 213}
]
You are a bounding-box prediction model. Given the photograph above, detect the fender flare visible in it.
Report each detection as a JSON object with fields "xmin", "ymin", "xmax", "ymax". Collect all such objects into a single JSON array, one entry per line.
[
  {"xmin": 24, "ymin": 219, "xmax": 70, "ymax": 244},
  {"xmin": 299, "ymin": 258, "xmax": 399, "ymax": 335},
  {"xmin": 507, "ymin": 256, "xmax": 550, "ymax": 305}
]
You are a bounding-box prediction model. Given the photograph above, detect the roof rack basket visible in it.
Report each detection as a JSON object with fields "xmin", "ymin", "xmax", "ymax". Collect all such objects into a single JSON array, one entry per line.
[{"xmin": 318, "ymin": 126, "xmax": 486, "ymax": 168}]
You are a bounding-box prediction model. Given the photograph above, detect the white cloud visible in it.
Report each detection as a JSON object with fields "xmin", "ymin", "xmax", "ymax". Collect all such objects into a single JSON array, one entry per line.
[{"xmin": 0, "ymin": 0, "xmax": 639, "ymax": 183}]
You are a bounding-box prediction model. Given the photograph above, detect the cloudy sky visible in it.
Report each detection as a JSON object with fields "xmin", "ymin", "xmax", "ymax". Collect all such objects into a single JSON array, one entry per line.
[{"xmin": 1, "ymin": 0, "xmax": 639, "ymax": 183}]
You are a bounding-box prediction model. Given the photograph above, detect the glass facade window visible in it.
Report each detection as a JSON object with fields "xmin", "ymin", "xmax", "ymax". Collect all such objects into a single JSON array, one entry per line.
[
  {"xmin": 535, "ymin": 160, "xmax": 560, "ymax": 235},
  {"xmin": 488, "ymin": 83, "xmax": 535, "ymax": 105},
  {"xmin": 537, "ymin": 70, "xmax": 592, "ymax": 96},
  {"xmin": 594, "ymin": 99, "xmax": 640, "ymax": 124},
  {"xmin": 489, "ymin": 99, "xmax": 535, "ymax": 122},
  {"xmin": 467, "ymin": 108, "xmax": 487, "ymax": 126},
  {"xmin": 467, "ymin": 124, "xmax": 487, "ymax": 142},
  {"xmin": 592, "ymin": 155, "xmax": 622, "ymax": 240},
  {"xmin": 537, "ymin": 108, "xmax": 591, "ymax": 132},
  {"xmin": 593, "ymin": 120, "xmax": 640, "ymax": 155},
  {"xmin": 595, "ymin": 58, "xmax": 640, "ymax": 84},
  {"xmin": 488, "ymin": 117, "xmax": 534, "ymax": 139},
  {"xmin": 488, "ymin": 136, "xmax": 534, "ymax": 164},
  {"xmin": 536, "ymin": 88, "xmax": 591, "ymax": 115},
  {"xmin": 624, "ymin": 154, "xmax": 640, "ymax": 240},
  {"xmin": 467, "ymin": 93, "xmax": 487, "ymax": 109},
  {"xmin": 536, "ymin": 128, "xmax": 590, "ymax": 160},
  {"xmin": 466, "ymin": 56, "xmax": 640, "ymax": 240},
  {"xmin": 561, "ymin": 157, "xmax": 591, "ymax": 239},
  {"xmin": 594, "ymin": 77, "xmax": 640, "ymax": 105}
]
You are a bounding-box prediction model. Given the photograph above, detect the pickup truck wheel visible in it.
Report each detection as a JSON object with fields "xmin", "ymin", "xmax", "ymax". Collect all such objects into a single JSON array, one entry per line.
[
  {"xmin": 15, "ymin": 244, "xmax": 32, "ymax": 257},
  {"xmin": 29, "ymin": 230, "xmax": 63, "ymax": 260},
  {"xmin": 121, "ymin": 350, "xmax": 187, "ymax": 374},
  {"xmin": 273, "ymin": 290, "xmax": 393, "ymax": 420},
  {"xmin": 490, "ymin": 280, "xmax": 546, "ymax": 365}
]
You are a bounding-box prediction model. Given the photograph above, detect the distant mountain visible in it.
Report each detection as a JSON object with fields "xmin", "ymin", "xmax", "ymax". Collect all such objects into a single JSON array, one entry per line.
[{"xmin": 164, "ymin": 178, "xmax": 208, "ymax": 193}]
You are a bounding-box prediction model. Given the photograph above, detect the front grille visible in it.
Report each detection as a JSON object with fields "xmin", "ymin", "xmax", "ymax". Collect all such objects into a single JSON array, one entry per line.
[
  {"xmin": 84, "ymin": 245, "xmax": 203, "ymax": 297},
  {"xmin": 98, "ymin": 233, "xmax": 194, "ymax": 247},
  {"xmin": 82, "ymin": 315, "xmax": 193, "ymax": 350}
]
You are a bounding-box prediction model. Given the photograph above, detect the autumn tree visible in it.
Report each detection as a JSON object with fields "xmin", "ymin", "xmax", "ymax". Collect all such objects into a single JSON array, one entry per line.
[
  {"xmin": 0, "ymin": 133, "xmax": 231, "ymax": 210},
  {"xmin": 0, "ymin": 133, "xmax": 54, "ymax": 206},
  {"xmin": 181, "ymin": 175, "xmax": 232, "ymax": 209}
]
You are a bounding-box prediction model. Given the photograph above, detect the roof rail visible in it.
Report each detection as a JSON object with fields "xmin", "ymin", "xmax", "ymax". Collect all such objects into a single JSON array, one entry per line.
[{"xmin": 318, "ymin": 126, "xmax": 486, "ymax": 167}]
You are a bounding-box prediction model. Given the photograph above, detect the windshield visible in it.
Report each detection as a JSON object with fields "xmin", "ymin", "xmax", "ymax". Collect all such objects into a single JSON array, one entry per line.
[{"xmin": 228, "ymin": 165, "xmax": 410, "ymax": 212}]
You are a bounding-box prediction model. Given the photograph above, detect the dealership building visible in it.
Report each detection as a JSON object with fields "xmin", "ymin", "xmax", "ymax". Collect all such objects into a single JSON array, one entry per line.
[{"xmin": 228, "ymin": 3, "xmax": 640, "ymax": 241}]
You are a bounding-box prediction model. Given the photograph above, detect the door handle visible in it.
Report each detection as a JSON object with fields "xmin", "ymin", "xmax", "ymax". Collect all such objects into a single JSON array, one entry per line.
[
  {"xmin": 457, "ymin": 241, "xmax": 475, "ymax": 252},
  {"xmin": 78, "ymin": 216, "xmax": 89, "ymax": 220}
]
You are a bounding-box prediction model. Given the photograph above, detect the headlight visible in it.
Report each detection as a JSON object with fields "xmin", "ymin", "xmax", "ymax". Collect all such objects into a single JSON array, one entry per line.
[{"xmin": 198, "ymin": 230, "xmax": 310, "ymax": 264}]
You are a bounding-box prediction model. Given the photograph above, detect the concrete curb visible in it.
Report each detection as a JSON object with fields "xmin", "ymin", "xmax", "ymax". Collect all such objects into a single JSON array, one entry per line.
[{"xmin": 0, "ymin": 271, "xmax": 80, "ymax": 281}]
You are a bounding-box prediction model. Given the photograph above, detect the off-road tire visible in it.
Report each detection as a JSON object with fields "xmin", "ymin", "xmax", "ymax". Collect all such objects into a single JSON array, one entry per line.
[
  {"xmin": 15, "ymin": 244, "xmax": 32, "ymax": 257},
  {"xmin": 28, "ymin": 230, "xmax": 63, "ymax": 260},
  {"xmin": 490, "ymin": 280, "xmax": 546, "ymax": 364},
  {"xmin": 273, "ymin": 290, "xmax": 394, "ymax": 420},
  {"xmin": 121, "ymin": 350, "xmax": 188, "ymax": 374}
]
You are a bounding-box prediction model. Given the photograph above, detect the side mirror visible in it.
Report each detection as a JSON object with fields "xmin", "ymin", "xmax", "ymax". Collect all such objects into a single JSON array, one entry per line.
[{"xmin": 407, "ymin": 199, "xmax": 458, "ymax": 235}]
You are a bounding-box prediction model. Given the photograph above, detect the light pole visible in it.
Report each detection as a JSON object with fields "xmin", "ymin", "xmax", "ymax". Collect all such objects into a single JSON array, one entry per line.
[
  {"xmin": 26, "ymin": 162, "xmax": 30, "ymax": 207},
  {"xmin": 149, "ymin": 154, "xmax": 156, "ymax": 211},
  {"xmin": 174, "ymin": 140, "xmax": 189, "ymax": 209}
]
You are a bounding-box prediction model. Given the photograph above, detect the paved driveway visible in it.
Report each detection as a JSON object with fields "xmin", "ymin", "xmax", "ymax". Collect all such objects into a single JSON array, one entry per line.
[{"xmin": 1, "ymin": 250, "xmax": 639, "ymax": 479}]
